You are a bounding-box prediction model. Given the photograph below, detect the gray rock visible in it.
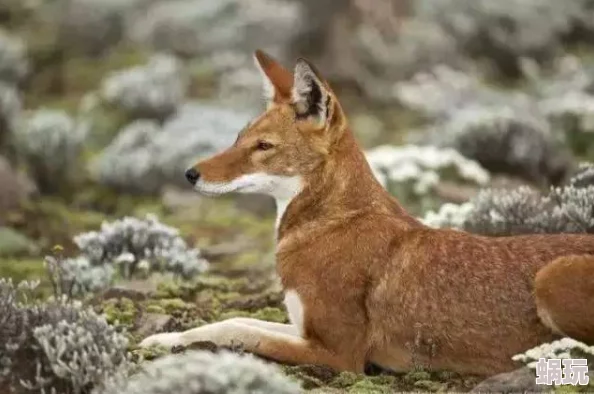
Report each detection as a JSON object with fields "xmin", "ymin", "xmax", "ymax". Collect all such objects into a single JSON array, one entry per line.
[{"xmin": 471, "ymin": 367, "xmax": 553, "ymax": 393}]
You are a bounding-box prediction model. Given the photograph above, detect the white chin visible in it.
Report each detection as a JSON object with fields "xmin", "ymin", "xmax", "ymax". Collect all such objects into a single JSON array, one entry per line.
[
  {"xmin": 194, "ymin": 174, "xmax": 303, "ymax": 200},
  {"xmin": 194, "ymin": 184, "xmax": 236, "ymax": 196}
]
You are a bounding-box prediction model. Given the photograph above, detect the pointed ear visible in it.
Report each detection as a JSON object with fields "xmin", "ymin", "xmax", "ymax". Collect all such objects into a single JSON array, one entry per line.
[
  {"xmin": 254, "ymin": 49, "xmax": 293, "ymax": 104},
  {"xmin": 292, "ymin": 58, "xmax": 332, "ymax": 125}
]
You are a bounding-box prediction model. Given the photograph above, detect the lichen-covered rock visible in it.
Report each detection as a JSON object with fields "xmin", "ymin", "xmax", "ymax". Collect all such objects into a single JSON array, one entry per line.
[
  {"xmin": 92, "ymin": 103, "xmax": 252, "ymax": 194},
  {"xmin": 100, "ymin": 54, "xmax": 187, "ymax": 121},
  {"xmin": 0, "ymin": 278, "xmax": 130, "ymax": 394},
  {"xmin": 62, "ymin": 214, "xmax": 208, "ymax": 293},
  {"xmin": 470, "ymin": 367, "xmax": 550, "ymax": 393},
  {"xmin": 13, "ymin": 108, "xmax": 87, "ymax": 194},
  {"xmin": 99, "ymin": 350, "xmax": 301, "ymax": 394}
]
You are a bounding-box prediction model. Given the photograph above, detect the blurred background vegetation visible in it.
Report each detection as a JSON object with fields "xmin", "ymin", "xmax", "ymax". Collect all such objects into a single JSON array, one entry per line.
[{"xmin": 1, "ymin": 0, "xmax": 594, "ymax": 393}]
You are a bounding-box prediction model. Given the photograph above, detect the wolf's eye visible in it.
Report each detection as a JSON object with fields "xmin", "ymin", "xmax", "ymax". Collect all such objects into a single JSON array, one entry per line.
[{"xmin": 256, "ymin": 141, "xmax": 274, "ymax": 151}]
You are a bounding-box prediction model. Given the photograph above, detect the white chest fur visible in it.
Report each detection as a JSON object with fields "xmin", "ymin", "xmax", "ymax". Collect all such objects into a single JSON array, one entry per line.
[{"xmin": 283, "ymin": 290, "xmax": 305, "ymax": 336}]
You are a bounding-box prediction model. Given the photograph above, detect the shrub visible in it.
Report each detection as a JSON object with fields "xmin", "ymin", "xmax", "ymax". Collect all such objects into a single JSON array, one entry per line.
[
  {"xmin": 13, "ymin": 109, "xmax": 87, "ymax": 194},
  {"xmin": 423, "ymin": 163, "xmax": 594, "ymax": 236},
  {"xmin": 399, "ymin": 66, "xmax": 574, "ymax": 186},
  {"xmin": 98, "ymin": 350, "xmax": 301, "ymax": 394},
  {"xmin": 0, "ymin": 278, "xmax": 130, "ymax": 394},
  {"xmin": 415, "ymin": 0, "xmax": 580, "ymax": 78},
  {"xmin": 62, "ymin": 214, "xmax": 209, "ymax": 293},
  {"xmin": 100, "ymin": 54, "xmax": 187, "ymax": 122},
  {"xmin": 432, "ymin": 106, "xmax": 570, "ymax": 186},
  {"xmin": 92, "ymin": 103, "xmax": 252, "ymax": 194}
]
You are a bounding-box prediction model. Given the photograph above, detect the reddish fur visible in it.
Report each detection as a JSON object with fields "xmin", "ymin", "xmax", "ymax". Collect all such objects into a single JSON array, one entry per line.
[{"xmin": 188, "ymin": 51, "xmax": 594, "ymax": 376}]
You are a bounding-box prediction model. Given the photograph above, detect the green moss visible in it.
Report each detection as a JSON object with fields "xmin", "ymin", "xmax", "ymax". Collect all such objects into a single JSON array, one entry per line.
[
  {"xmin": 555, "ymin": 378, "xmax": 594, "ymax": 393},
  {"xmin": 144, "ymin": 304, "xmax": 166, "ymax": 314},
  {"xmin": 100, "ymin": 297, "xmax": 138, "ymax": 329},
  {"xmin": 193, "ymin": 274, "xmax": 250, "ymax": 293},
  {"xmin": 0, "ymin": 227, "xmax": 39, "ymax": 257},
  {"xmin": 328, "ymin": 372, "xmax": 399, "ymax": 393},
  {"xmin": 129, "ymin": 345, "xmax": 171, "ymax": 363},
  {"xmin": 331, "ymin": 372, "xmax": 360, "ymax": 388},
  {"xmin": 155, "ymin": 279, "xmax": 200, "ymax": 300},
  {"xmin": 0, "ymin": 258, "xmax": 53, "ymax": 297},
  {"xmin": 10, "ymin": 199, "xmax": 108, "ymax": 251},
  {"xmin": 71, "ymin": 186, "xmax": 158, "ymax": 217},
  {"xmin": 403, "ymin": 369, "xmax": 432, "ymax": 383},
  {"xmin": 148, "ymin": 298, "xmax": 194, "ymax": 315},
  {"xmin": 413, "ymin": 379, "xmax": 446, "ymax": 392},
  {"xmin": 217, "ymin": 307, "xmax": 288, "ymax": 323},
  {"xmin": 349, "ymin": 379, "xmax": 394, "ymax": 393}
]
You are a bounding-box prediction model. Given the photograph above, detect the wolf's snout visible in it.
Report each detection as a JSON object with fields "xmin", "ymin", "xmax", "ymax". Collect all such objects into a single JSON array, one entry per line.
[{"xmin": 185, "ymin": 168, "xmax": 200, "ymax": 185}]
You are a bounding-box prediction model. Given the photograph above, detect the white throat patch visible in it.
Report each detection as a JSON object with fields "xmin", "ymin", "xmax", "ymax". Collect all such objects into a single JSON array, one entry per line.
[{"xmin": 195, "ymin": 173, "xmax": 303, "ymax": 233}]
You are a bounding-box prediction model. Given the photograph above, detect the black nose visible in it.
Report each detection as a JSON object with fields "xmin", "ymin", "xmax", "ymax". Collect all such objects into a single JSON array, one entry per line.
[{"xmin": 185, "ymin": 168, "xmax": 200, "ymax": 185}]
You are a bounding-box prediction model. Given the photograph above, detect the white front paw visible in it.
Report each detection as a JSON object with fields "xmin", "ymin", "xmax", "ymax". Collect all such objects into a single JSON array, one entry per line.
[{"xmin": 138, "ymin": 332, "xmax": 185, "ymax": 349}]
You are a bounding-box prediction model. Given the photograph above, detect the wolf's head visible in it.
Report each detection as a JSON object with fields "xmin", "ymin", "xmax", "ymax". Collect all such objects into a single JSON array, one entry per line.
[{"xmin": 185, "ymin": 50, "xmax": 348, "ymax": 200}]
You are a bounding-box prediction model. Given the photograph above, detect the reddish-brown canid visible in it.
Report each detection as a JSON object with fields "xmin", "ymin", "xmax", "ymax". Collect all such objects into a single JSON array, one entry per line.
[{"xmin": 140, "ymin": 50, "xmax": 594, "ymax": 376}]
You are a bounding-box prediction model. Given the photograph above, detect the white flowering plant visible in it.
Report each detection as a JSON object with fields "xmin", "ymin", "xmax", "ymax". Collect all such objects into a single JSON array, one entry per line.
[{"xmin": 366, "ymin": 144, "xmax": 490, "ymax": 214}]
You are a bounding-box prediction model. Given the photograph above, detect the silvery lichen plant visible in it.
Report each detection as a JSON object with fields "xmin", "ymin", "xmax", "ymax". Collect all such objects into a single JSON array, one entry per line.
[
  {"xmin": 63, "ymin": 214, "xmax": 208, "ymax": 293},
  {"xmin": 100, "ymin": 54, "xmax": 187, "ymax": 121},
  {"xmin": 98, "ymin": 351, "xmax": 301, "ymax": 394},
  {"xmin": 92, "ymin": 104, "xmax": 251, "ymax": 194},
  {"xmin": 13, "ymin": 109, "xmax": 87, "ymax": 194},
  {"xmin": 0, "ymin": 278, "xmax": 130, "ymax": 394},
  {"xmin": 397, "ymin": 66, "xmax": 573, "ymax": 186},
  {"xmin": 422, "ymin": 163, "xmax": 594, "ymax": 236},
  {"xmin": 414, "ymin": 0, "xmax": 587, "ymax": 78}
]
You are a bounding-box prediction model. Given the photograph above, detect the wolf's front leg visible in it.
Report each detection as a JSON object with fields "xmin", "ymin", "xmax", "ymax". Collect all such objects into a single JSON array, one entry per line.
[
  {"xmin": 139, "ymin": 317, "xmax": 355, "ymax": 371},
  {"xmin": 138, "ymin": 317, "xmax": 298, "ymax": 348}
]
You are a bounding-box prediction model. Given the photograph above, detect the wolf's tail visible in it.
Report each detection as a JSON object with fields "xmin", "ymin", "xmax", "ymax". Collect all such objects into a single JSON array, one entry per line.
[{"xmin": 535, "ymin": 255, "xmax": 594, "ymax": 343}]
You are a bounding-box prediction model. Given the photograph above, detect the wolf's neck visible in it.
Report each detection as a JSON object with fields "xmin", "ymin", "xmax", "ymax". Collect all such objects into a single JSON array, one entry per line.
[{"xmin": 276, "ymin": 129, "xmax": 421, "ymax": 240}]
